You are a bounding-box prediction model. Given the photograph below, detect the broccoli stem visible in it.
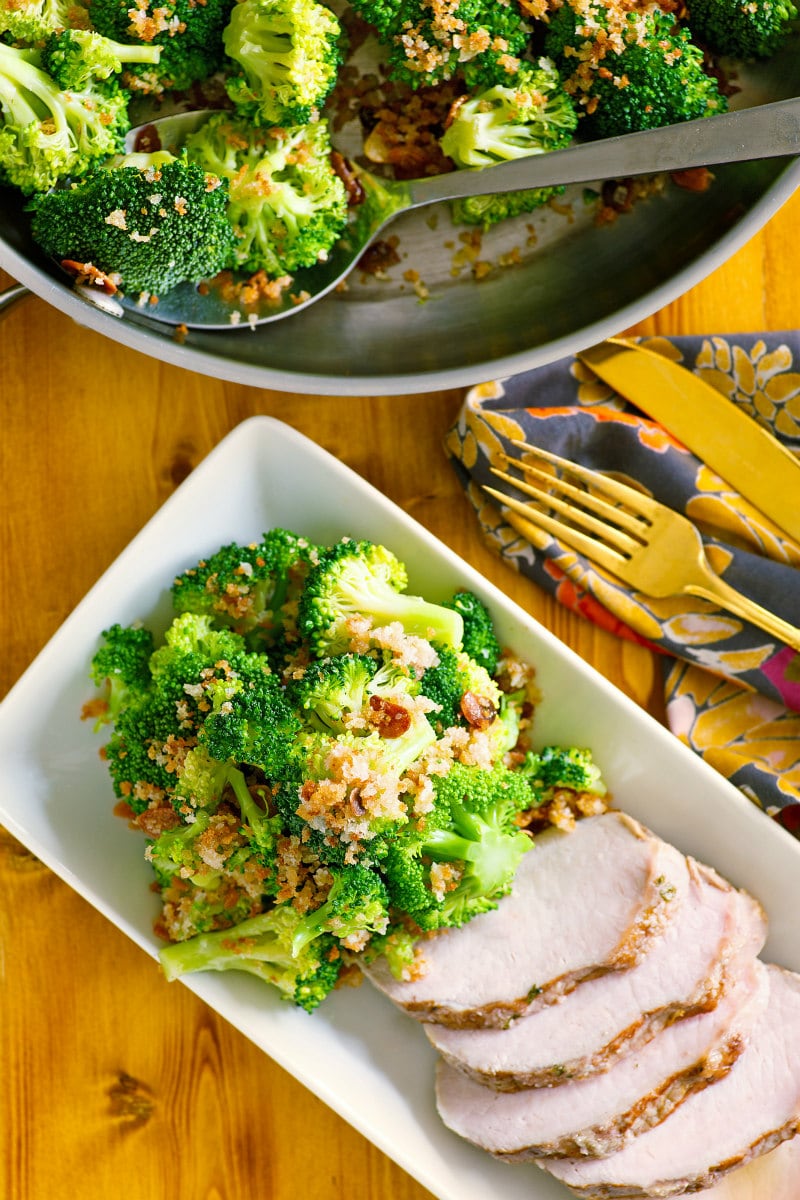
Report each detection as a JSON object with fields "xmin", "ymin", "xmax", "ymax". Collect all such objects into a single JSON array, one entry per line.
[
  {"xmin": 0, "ymin": 48, "xmax": 60, "ymax": 127},
  {"xmin": 102, "ymin": 37, "xmax": 163, "ymax": 64},
  {"xmin": 0, "ymin": 73, "xmax": 41, "ymax": 127},
  {"xmin": 159, "ymin": 919, "xmax": 296, "ymax": 982},
  {"xmin": 349, "ymin": 586, "xmax": 463, "ymax": 645}
]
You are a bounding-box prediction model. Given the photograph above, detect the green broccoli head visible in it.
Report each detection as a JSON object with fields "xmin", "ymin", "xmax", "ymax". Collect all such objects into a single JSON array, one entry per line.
[
  {"xmin": 158, "ymin": 903, "xmax": 342, "ymax": 1011},
  {"xmin": 379, "ymin": 760, "xmax": 534, "ymax": 930},
  {"xmin": 288, "ymin": 652, "xmax": 379, "ymax": 734},
  {"xmin": 184, "ymin": 111, "xmax": 348, "ymax": 278},
  {"xmin": 89, "ymin": 623, "xmax": 155, "ymax": 725},
  {"xmin": 171, "ymin": 529, "xmax": 319, "ymax": 646},
  {"xmin": 364, "ymin": 923, "xmax": 421, "ymax": 981},
  {"xmin": 288, "ymin": 650, "xmax": 424, "ymax": 735},
  {"xmin": 87, "ymin": 0, "xmax": 234, "ymax": 92},
  {"xmin": 223, "ymin": 0, "xmax": 343, "ymax": 125},
  {"xmin": 279, "ymin": 709, "xmax": 436, "ymax": 862},
  {"xmin": 419, "ymin": 646, "xmax": 501, "ymax": 734},
  {"xmin": 0, "ymin": 0, "xmax": 89, "ymax": 45},
  {"xmin": 685, "ymin": 0, "xmax": 797, "ymax": 58},
  {"xmin": 28, "ymin": 152, "xmax": 237, "ymax": 295},
  {"xmin": 297, "ymin": 537, "xmax": 464, "ymax": 658},
  {"xmin": 349, "ymin": 0, "xmax": 532, "ymax": 89},
  {"xmin": 41, "ymin": 29, "xmax": 162, "ymax": 90},
  {"xmin": 99, "ymin": 614, "xmax": 291, "ymax": 809},
  {"xmin": 440, "ymin": 59, "xmax": 578, "ymax": 168},
  {"xmin": 147, "ymin": 810, "xmax": 222, "ymax": 887},
  {"xmin": 198, "ymin": 659, "xmax": 301, "ymax": 780},
  {"xmin": 102, "ymin": 674, "xmax": 201, "ymax": 808},
  {"xmin": 149, "ymin": 611, "xmax": 250, "ymax": 670},
  {"xmin": 0, "ymin": 42, "xmax": 130, "ymax": 195},
  {"xmin": 441, "ymin": 592, "xmax": 501, "ymax": 673},
  {"xmin": 520, "ymin": 745, "xmax": 607, "ymax": 803},
  {"xmin": 544, "ymin": 0, "xmax": 727, "ymax": 138}
]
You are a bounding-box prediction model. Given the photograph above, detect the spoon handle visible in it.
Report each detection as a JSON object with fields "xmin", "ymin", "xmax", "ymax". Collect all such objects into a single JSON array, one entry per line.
[{"xmin": 406, "ymin": 95, "xmax": 800, "ymax": 207}]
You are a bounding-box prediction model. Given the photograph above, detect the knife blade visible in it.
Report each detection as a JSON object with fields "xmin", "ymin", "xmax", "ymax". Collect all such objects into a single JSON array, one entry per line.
[{"xmin": 578, "ymin": 338, "xmax": 800, "ymax": 544}]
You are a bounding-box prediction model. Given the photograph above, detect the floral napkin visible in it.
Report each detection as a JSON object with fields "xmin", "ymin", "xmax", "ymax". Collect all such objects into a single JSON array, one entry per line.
[{"xmin": 445, "ymin": 333, "xmax": 800, "ymax": 837}]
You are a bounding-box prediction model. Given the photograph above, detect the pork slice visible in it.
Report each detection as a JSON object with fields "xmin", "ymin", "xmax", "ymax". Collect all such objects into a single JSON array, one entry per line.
[
  {"xmin": 426, "ymin": 863, "xmax": 767, "ymax": 1089},
  {"xmin": 542, "ymin": 962, "xmax": 800, "ymax": 1198},
  {"xmin": 435, "ymin": 954, "xmax": 767, "ymax": 1161},
  {"xmin": 363, "ymin": 812, "xmax": 690, "ymax": 1028}
]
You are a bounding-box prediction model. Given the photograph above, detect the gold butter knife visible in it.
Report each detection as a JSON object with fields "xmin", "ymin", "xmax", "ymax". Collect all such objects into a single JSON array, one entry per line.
[{"xmin": 578, "ymin": 338, "xmax": 800, "ymax": 544}]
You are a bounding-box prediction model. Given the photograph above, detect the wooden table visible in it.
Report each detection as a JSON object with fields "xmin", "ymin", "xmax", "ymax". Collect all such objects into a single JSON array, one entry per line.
[{"xmin": 3, "ymin": 185, "xmax": 800, "ymax": 1200}]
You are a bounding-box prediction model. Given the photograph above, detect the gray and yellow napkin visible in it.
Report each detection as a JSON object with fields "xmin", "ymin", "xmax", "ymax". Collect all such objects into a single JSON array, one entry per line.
[{"xmin": 446, "ymin": 332, "xmax": 800, "ymax": 837}]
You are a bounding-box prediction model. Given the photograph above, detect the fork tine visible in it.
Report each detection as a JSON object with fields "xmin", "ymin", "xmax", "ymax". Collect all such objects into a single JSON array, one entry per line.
[
  {"xmin": 497, "ymin": 453, "xmax": 650, "ymax": 540},
  {"xmin": 491, "ymin": 468, "xmax": 642, "ymax": 561},
  {"xmin": 509, "ymin": 440, "xmax": 663, "ymax": 520},
  {"xmin": 483, "ymin": 485, "xmax": 635, "ymax": 580}
]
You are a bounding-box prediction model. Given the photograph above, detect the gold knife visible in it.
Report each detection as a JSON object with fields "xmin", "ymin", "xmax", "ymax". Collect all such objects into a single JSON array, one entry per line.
[{"xmin": 579, "ymin": 338, "xmax": 800, "ymax": 544}]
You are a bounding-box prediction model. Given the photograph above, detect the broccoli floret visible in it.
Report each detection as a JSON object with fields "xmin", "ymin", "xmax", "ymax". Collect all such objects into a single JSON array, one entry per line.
[
  {"xmin": 545, "ymin": 0, "xmax": 727, "ymax": 138},
  {"xmin": 149, "ymin": 610, "xmax": 250, "ymax": 670},
  {"xmin": 288, "ymin": 652, "xmax": 379, "ymax": 733},
  {"xmin": 291, "ymin": 864, "xmax": 389, "ymax": 954},
  {"xmin": 158, "ymin": 904, "xmax": 342, "ymax": 1011},
  {"xmin": 103, "ymin": 693, "xmax": 194, "ymax": 808},
  {"xmin": 28, "ymin": 152, "xmax": 237, "ymax": 295},
  {"xmin": 87, "ymin": 0, "xmax": 234, "ymax": 93},
  {"xmin": 686, "ymin": 0, "xmax": 797, "ymax": 58},
  {"xmin": 97, "ymin": 614, "xmax": 286, "ymax": 810},
  {"xmin": 223, "ymin": 0, "xmax": 343, "ymax": 125},
  {"xmin": 184, "ymin": 111, "xmax": 348, "ymax": 279},
  {"xmin": 285, "ymin": 714, "xmax": 436, "ymax": 837},
  {"xmin": 297, "ymin": 537, "xmax": 463, "ymax": 658},
  {"xmin": 198, "ymin": 659, "xmax": 301, "ymax": 781},
  {"xmin": 440, "ymin": 60, "xmax": 577, "ymax": 169},
  {"xmin": 364, "ymin": 923, "xmax": 421, "ymax": 980},
  {"xmin": 41, "ymin": 29, "xmax": 162, "ymax": 90},
  {"xmin": 144, "ymin": 614, "xmax": 300, "ymax": 779},
  {"xmin": 147, "ymin": 810, "xmax": 223, "ymax": 887},
  {"xmin": 149, "ymin": 748, "xmax": 283, "ymax": 897},
  {"xmin": 0, "ymin": 42, "xmax": 130, "ymax": 196},
  {"xmin": 419, "ymin": 646, "xmax": 501, "ymax": 733},
  {"xmin": 451, "ymin": 186, "xmax": 562, "ymax": 228},
  {"xmin": 349, "ymin": 0, "xmax": 531, "ymax": 89},
  {"xmin": 441, "ymin": 592, "xmax": 501, "ymax": 675},
  {"xmin": 520, "ymin": 745, "xmax": 606, "ymax": 803},
  {"xmin": 287, "ymin": 651, "xmax": 424, "ymax": 734},
  {"xmin": 0, "ymin": 0, "xmax": 89, "ymax": 44},
  {"xmin": 89, "ymin": 623, "xmax": 155, "ymax": 725},
  {"xmin": 171, "ymin": 529, "xmax": 318, "ymax": 647},
  {"xmin": 173, "ymin": 746, "xmax": 283, "ymax": 859},
  {"xmin": 379, "ymin": 760, "xmax": 533, "ymax": 930}
]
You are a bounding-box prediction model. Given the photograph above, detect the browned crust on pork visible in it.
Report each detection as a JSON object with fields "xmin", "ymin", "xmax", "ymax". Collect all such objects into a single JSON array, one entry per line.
[
  {"xmin": 553, "ymin": 1126, "xmax": 800, "ymax": 1198},
  {"xmin": 493, "ymin": 1026, "xmax": 747, "ymax": 1162}
]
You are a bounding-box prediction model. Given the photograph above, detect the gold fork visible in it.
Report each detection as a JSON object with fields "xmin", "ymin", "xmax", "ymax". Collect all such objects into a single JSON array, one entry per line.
[{"xmin": 485, "ymin": 440, "xmax": 800, "ymax": 652}]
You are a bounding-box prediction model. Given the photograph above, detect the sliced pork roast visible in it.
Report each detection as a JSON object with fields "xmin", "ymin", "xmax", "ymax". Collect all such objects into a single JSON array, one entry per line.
[
  {"xmin": 542, "ymin": 963, "xmax": 800, "ymax": 1198},
  {"xmin": 435, "ymin": 954, "xmax": 767, "ymax": 1160},
  {"xmin": 426, "ymin": 862, "xmax": 766, "ymax": 1089},
  {"xmin": 363, "ymin": 812, "xmax": 690, "ymax": 1028}
]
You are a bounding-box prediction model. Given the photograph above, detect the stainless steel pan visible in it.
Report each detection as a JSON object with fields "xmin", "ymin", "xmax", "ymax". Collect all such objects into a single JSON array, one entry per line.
[{"xmin": 2, "ymin": 43, "xmax": 799, "ymax": 396}]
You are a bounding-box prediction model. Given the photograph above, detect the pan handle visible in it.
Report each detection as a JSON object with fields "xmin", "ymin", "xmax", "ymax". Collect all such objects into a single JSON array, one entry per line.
[{"xmin": 0, "ymin": 281, "xmax": 30, "ymax": 317}]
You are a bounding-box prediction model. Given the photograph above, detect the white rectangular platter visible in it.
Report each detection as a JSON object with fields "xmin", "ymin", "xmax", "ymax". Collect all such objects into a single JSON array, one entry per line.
[{"xmin": 1, "ymin": 416, "xmax": 798, "ymax": 1200}]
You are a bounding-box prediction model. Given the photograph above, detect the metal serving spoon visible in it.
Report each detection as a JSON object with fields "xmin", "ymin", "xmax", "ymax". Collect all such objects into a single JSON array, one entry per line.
[{"xmin": 8, "ymin": 95, "xmax": 800, "ymax": 329}]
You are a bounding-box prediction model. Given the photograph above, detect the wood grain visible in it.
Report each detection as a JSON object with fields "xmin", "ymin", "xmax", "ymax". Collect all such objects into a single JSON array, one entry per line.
[{"xmin": 3, "ymin": 183, "xmax": 800, "ymax": 1200}]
